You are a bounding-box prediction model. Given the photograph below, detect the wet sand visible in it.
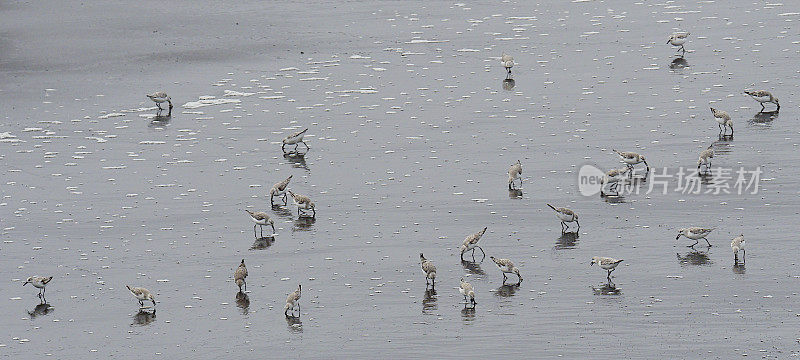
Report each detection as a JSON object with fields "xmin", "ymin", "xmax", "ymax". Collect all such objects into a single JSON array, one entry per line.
[{"xmin": 2, "ymin": 0, "xmax": 800, "ymax": 358}]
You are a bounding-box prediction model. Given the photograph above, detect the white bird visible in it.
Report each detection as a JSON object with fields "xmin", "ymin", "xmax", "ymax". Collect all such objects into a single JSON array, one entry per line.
[
  {"xmin": 501, "ymin": 52, "xmax": 514, "ymax": 75},
  {"xmin": 676, "ymin": 227, "xmax": 714, "ymax": 247},
  {"xmin": 282, "ymin": 128, "xmax": 309, "ymax": 152},
  {"xmin": 269, "ymin": 175, "xmax": 292, "ymax": 206},
  {"xmin": 547, "ymin": 204, "xmax": 579, "ymax": 231},
  {"xmin": 490, "ymin": 256, "xmax": 522, "ymax": 284},
  {"xmin": 146, "ymin": 91, "xmax": 173, "ymax": 111},
  {"xmin": 459, "ymin": 278, "xmax": 476, "ymax": 307},
  {"xmin": 697, "ymin": 145, "xmax": 714, "ymax": 173},
  {"xmin": 23, "ymin": 276, "xmax": 53, "ymax": 299},
  {"xmin": 667, "ymin": 32, "xmax": 690, "ymax": 53},
  {"xmin": 508, "ymin": 160, "xmax": 522, "ymax": 189},
  {"xmin": 591, "ymin": 256, "xmax": 624, "ymax": 280},
  {"xmin": 744, "ymin": 90, "xmax": 779, "ymax": 111},
  {"xmin": 288, "ymin": 191, "xmax": 316, "ymax": 218},
  {"xmin": 613, "ymin": 149, "xmax": 649, "ymax": 172},
  {"xmin": 731, "ymin": 234, "xmax": 745, "ymax": 264},
  {"xmin": 234, "ymin": 259, "xmax": 248, "ymax": 292},
  {"xmin": 126, "ymin": 285, "xmax": 156, "ymax": 308},
  {"xmin": 284, "ymin": 284, "xmax": 301, "ymax": 317},
  {"xmin": 600, "ymin": 167, "xmax": 628, "ymax": 196},
  {"xmin": 710, "ymin": 107, "xmax": 733, "ymax": 136},
  {"xmin": 420, "ymin": 253, "xmax": 437, "ymax": 287},
  {"xmin": 459, "ymin": 227, "xmax": 488, "ymax": 261},
  {"xmin": 245, "ymin": 210, "xmax": 275, "ymax": 237}
]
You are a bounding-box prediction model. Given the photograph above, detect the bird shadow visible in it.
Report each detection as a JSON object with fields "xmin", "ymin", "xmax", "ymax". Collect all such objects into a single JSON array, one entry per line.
[
  {"xmin": 502, "ymin": 78, "xmax": 516, "ymax": 91},
  {"xmin": 147, "ymin": 113, "xmax": 172, "ymax": 127},
  {"xmin": 132, "ymin": 309, "xmax": 156, "ymax": 326},
  {"xmin": 293, "ymin": 216, "xmax": 316, "ymax": 232},
  {"xmin": 591, "ymin": 283, "xmax": 621, "ymax": 295},
  {"xmin": 27, "ymin": 302, "xmax": 54, "ymax": 319},
  {"xmin": 460, "ymin": 306, "xmax": 476, "ymax": 323},
  {"xmin": 250, "ymin": 235, "xmax": 275, "ymax": 250},
  {"xmin": 554, "ymin": 231, "xmax": 579, "ymax": 250},
  {"xmin": 460, "ymin": 259, "xmax": 485, "ymax": 275},
  {"xmin": 283, "ymin": 152, "xmax": 309, "ymax": 171},
  {"xmin": 601, "ymin": 192, "xmax": 627, "ymax": 203},
  {"xmin": 422, "ymin": 288, "xmax": 437, "ymax": 313},
  {"xmin": 285, "ymin": 315, "xmax": 303, "ymax": 333},
  {"xmin": 508, "ymin": 188, "xmax": 523, "ymax": 199},
  {"xmin": 668, "ymin": 56, "xmax": 689, "ymax": 70},
  {"xmin": 749, "ymin": 110, "xmax": 778, "ymax": 126},
  {"xmin": 732, "ymin": 262, "xmax": 746, "ymax": 274},
  {"xmin": 235, "ymin": 291, "xmax": 250, "ymax": 315},
  {"xmin": 271, "ymin": 205, "xmax": 294, "ymax": 221},
  {"xmin": 676, "ymin": 250, "xmax": 712, "ymax": 266},
  {"xmin": 494, "ymin": 283, "xmax": 520, "ymax": 298}
]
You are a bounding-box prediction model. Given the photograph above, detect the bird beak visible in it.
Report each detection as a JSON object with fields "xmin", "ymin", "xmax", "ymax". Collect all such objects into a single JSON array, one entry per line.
[
  {"xmin": 675, "ymin": 234, "xmax": 681, "ymax": 240},
  {"xmin": 23, "ymin": 281, "xmax": 28, "ymax": 286}
]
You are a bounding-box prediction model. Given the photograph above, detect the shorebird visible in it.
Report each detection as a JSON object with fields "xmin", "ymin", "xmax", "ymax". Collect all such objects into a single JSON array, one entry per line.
[
  {"xmin": 744, "ymin": 90, "xmax": 779, "ymax": 111},
  {"xmin": 245, "ymin": 210, "xmax": 275, "ymax": 237},
  {"xmin": 676, "ymin": 227, "xmax": 714, "ymax": 247},
  {"xmin": 23, "ymin": 276, "xmax": 52, "ymax": 299},
  {"xmin": 288, "ymin": 191, "xmax": 315, "ymax": 217},
  {"xmin": 710, "ymin": 107, "xmax": 733, "ymax": 136},
  {"xmin": 459, "ymin": 227, "xmax": 488, "ymax": 261},
  {"xmin": 490, "ymin": 256, "xmax": 522, "ymax": 284},
  {"xmin": 282, "ymin": 128, "xmax": 309, "ymax": 152},
  {"xmin": 126, "ymin": 285, "xmax": 156, "ymax": 308},
  {"xmin": 731, "ymin": 234, "xmax": 745, "ymax": 264},
  {"xmin": 547, "ymin": 204, "xmax": 579, "ymax": 232},
  {"xmin": 508, "ymin": 160, "xmax": 522, "ymax": 189},
  {"xmin": 600, "ymin": 167, "xmax": 628, "ymax": 196},
  {"xmin": 284, "ymin": 284, "xmax": 301, "ymax": 317},
  {"xmin": 667, "ymin": 32, "xmax": 690, "ymax": 53},
  {"xmin": 234, "ymin": 259, "xmax": 248, "ymax": 292},
  {"xmin": 270, "ymin": 175, "xmax": 292, "ymax": 206},
  {"xmin": 420, "ymin": 253, "xmax": 437, "ymax": 287},
  {"xmin": 613, "ymin": 149, "xmax": 649, "ymax": 172},
  {"xmin": 591, "ymin": 256, "xmax": 624, "ymax": 280},
  {"xmin": 146, "ymin": 91, "xmax": 173, "ymax": 111},
  {"xmin": 459, "ymin": 278, "xmax": 476, "ymax": 307},
  {"xmin": 697, "ymin": 145, "xmax": 714, "ymax": 173},
  {"xmin": 501, "ymin": 53, "xmax": 514, "ymax": 75}
]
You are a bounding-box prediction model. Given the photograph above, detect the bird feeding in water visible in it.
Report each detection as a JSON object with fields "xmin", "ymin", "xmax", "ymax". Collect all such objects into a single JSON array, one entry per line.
[
  {"xmin": 490, "ymin": 256, "xmax": 522, "ymax": 284},
  {"xmin": 667, "ymin": 32, "xmax": 690, "ymax": 54},
  {"xmin": 612, "ymin": 149, "xmax": 649, "ymax": 173},
  {"xmin": 710, "ymin": 107, "xmax": 733, "ymax": 136},
  {"xmin": 234, "ymin": 259, "xmax": 248, "ymax": 292},
  {"xmin": 284, "ymin": 284, "xmax": 301, "ymax": 317},
  {"xmin": 731, "ymin": 234, "xmax": 745, "ymax": 264},
  {"xmin": 288, "ymin": 191, "xmax": 316, "ymax": 218},
  {"xmin": 546, "ymin": 204, "xmax": 579, "ymax": 232},
  {"xmin": 459, "ymin": 227, "xmax": 488, "ymax": 261},
  {"xmin": 459, "ymin": 278, "xmax": 477, "ymax": 307},
  {"xmin": 590, "ymin": 256, "xmax": 624, "ymax": 281},
  {"xmin": 744, "ymin": 90, "xmax": 779, "ymax": 111},
  {"xmin": 146, "ymin": 91, "xmax": 173, "ymax": 113},
  {"xmin": 245, "ymin": 209, "xmax": 275, "ymax": 237},
  {"xmin": 508, "ymin": 160, "xmax": 522, "ymax": 189},
  {"xmin": 282, "ymin": 128, "xmax": 309, "ymax": 153},
  {"xmin": 501, "ymin": 52, "xmax": 514, "ymax": 76},
  {"xmin": 270, "ymin": 175, "xmax": 292, "ymax": 206},
  {"xmin": 420, "ymin": 253, "xmax": 437, "ymax": 287},
  {"xmin": 23, "ymin": 276, "xmax": 53, "ymax": 300},
  {"xmin": 126, "ymin": 285, "xmax": 156, "ymax": 309},
  {"xmin": 676, "ymin": 227, "xmax": 714, "ymax": 247}
]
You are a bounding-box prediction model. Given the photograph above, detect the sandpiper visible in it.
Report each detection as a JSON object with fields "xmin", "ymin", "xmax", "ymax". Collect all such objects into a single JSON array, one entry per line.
[
  {"xmin": 284, "ymin": 284, "xmax": 301, "ymax": 317},
  {"xmin": 613, "ymin": 149, "xmax": 649, "ymax": 172},
  {"xmin": 420, "ymin": 253, "xmax": 437, "ymax": 287},
  {"xmin": 547, "ymin": 204, "xmax": 579, "ymax": 232},
  {"xmin": 667, "ymin": 32, "xmax": 690, "ymax": 53},
  {"xmin": 459, "ymin": 227, "xmax": 488, "ymax": 260},
  {"xmin": 591, "ymin": 256, "xmax": 624, "ymax": 280},
  {"xmin": 731, "ymin": 234, "xmax": 745, "ymax": 264},
  {"xmin": 508, "ymin": 160, "xmax": 522, "ymax": 189},
  {"xmin": 490, "ymin": 256, "xmax": 522, "ymax": 284},
  {"xmin": 282, "ymin": 128, "xmax": 309, "ymax": 153},
  {"xmin": 270, "ymin": 175, "xmax": 293, "ymax": 206},
  {"xmin": 459, "ymin": 278, "xmax": 476, "ymax": 307},
  {"xmin": 126, "ymin": 285, "xmax": 156, "ymax": 308},
  {"xmin": 146, "ymin": 91, "xmax": 173, "ymax": 111},
  {"xmin": 245, "ymin": 209, "xmax": 275, "ymax": 237},
  {"xmin": 600, "ymin": 167, "xmax": 628, "ymax": 196},
  {"xmin": 234, "ymin": 259, "xmax": 248, "ymax": 292},
  {"xmin": 501, "ymin": 52, "xmax": 514, "ymax": 75},
  {"xmin": 710, "ymin": 107, "xmax": 733, "ymax": 136},
  {"xmin": 744, "ymin": 90, "xmax": 779, "ymax": 111},
  {"xmin": 697, "ymin": 145, "xmax": 714, "ymax": 173},
  {"xmin": 288, "ymin": 191, "xmax": 315, "ymax": 218},
  {"xmin": 676, "ymin": 227, "xmax": 714, "ymax": 247},
  {"xmin": 23, "ymin": 276, "xmax": 53, "ymax": 300}
]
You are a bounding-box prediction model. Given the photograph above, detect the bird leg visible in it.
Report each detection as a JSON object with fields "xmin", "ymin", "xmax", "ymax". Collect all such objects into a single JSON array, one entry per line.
[
  {"xmin": 283, "ymin": 194, "xmax": 288, "ymax": 205},
  {"xmin": 270, "ymin": 223, "xmax": 276, "ymax": 233},
  {"xmin": 575, "ymin": 220, "xmax": 580, "ymax": 230},
  {"xmin": 281, "ymin": 144, "xmax": 287, "ymax": 152},
  {"xmin": 476, "ymin": 246, "xmax": 486, "ymax": 259},
  {"xmin": 253, "ymin": 224, "xmax": 258, "ymax": 238},
  {"xmin": 688, "ymin": 239, "xmax": 699, "ymax": 247},
  {"xmin": 703, "ymin": 237, "xmax": 712, "ymax": 247},
  {"xmin": 270, "ymin": 194, "xmax": 275, "ymax": 205},
  {"xmin": 742, "ymin": 249, "xmax": 746, "ymax": 264},
  {"xmin": 301, "ymin": 141, "xmax": 309, "ymax": 150}
]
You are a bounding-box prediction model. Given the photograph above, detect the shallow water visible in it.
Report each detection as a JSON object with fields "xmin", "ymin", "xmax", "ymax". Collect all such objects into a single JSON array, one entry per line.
[{"xmin": 2, "ymin": 0, "xmax": 800, "ymax": 358}]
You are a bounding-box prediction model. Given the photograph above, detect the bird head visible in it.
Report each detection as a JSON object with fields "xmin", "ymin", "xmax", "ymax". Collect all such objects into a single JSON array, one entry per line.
[
  {"xmin": 676, "ymin": 228, "xmax": 686, "ymax": 239},
  {"xmin": 23, "ymin": 276, "xmax": 33, "ymax": 286},
  {"xmin": 590, "ymin": 257, "xmax": 598, "ymax": 266}
]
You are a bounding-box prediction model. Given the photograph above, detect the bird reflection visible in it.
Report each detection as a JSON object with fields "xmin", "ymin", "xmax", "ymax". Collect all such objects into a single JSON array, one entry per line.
[
  {"xmin": 132, "ymin": 309, "xmax": 156, "ymax": 326},
  {"xmin": 494, "ymin": 283, "xmax": 520, "ymax": 298},
  {"xmin": 460, "ymin": 306, "xmax": 476, "ymax": 323},
  {"xmin": 676, "ymin": 251, "xmax": 711, "ymax": 266},
  {"xmin": 732, "ymin": 263, "xmax": 746, "ymax": 274},
  {"xmin": 422, "ymin": 288, "xmax": 437, "ymax": 313},
  {"xmin": 293, "ymin": 216, "xmax": 316, "ymax": 232},
  {"xmin": 235, "ymin": 291, "xmax": 250, "ymax": 314},
  {"xmin": 669, "ymin": 56, "xmax": 689, "ymax": 69},
  {"xmin": 283, "ymin": 152, "xmax": 309, "ymax": 170},
  {"xmin": 250, "ymin": 235, "xmax": 275, "ymax": 250},
  {"xmin": 750, "ymin": 110, "xmax": 778, "ymax": 125},
  {"xmin": 508, "ymin": 188, "xmax": 523, "ymax": 199},
  {"xmin": 460, "ymin": 260, "xmax": 485, "ymax": 275},
  {"xmin": 601, "ymin": 193, "xmax": 627, "ymax": 204},
  {"xmin": 148, "ymin": 113, "xmax": 172, "ymax": 127},
  {"xmin": 591, "ymin": 283, "xmax": 621, "ymax": 295},
  {"xmin": 502, "ymin": 78, "xmax": 515, "ymax": 91},
  {"xmin": 555, "ymin": 231, "xmax": 579, "ymax": 250},
  {"xmin": 285, "ymin": 315, "xmax": 303, "ymax": 333},
  {"xmin": 27, "ymin": 302, "xmax": 53, "ymax": 318},
  {"xmin": 271, "ymin": 205, "xmax": 294, "ymax": 221}
]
